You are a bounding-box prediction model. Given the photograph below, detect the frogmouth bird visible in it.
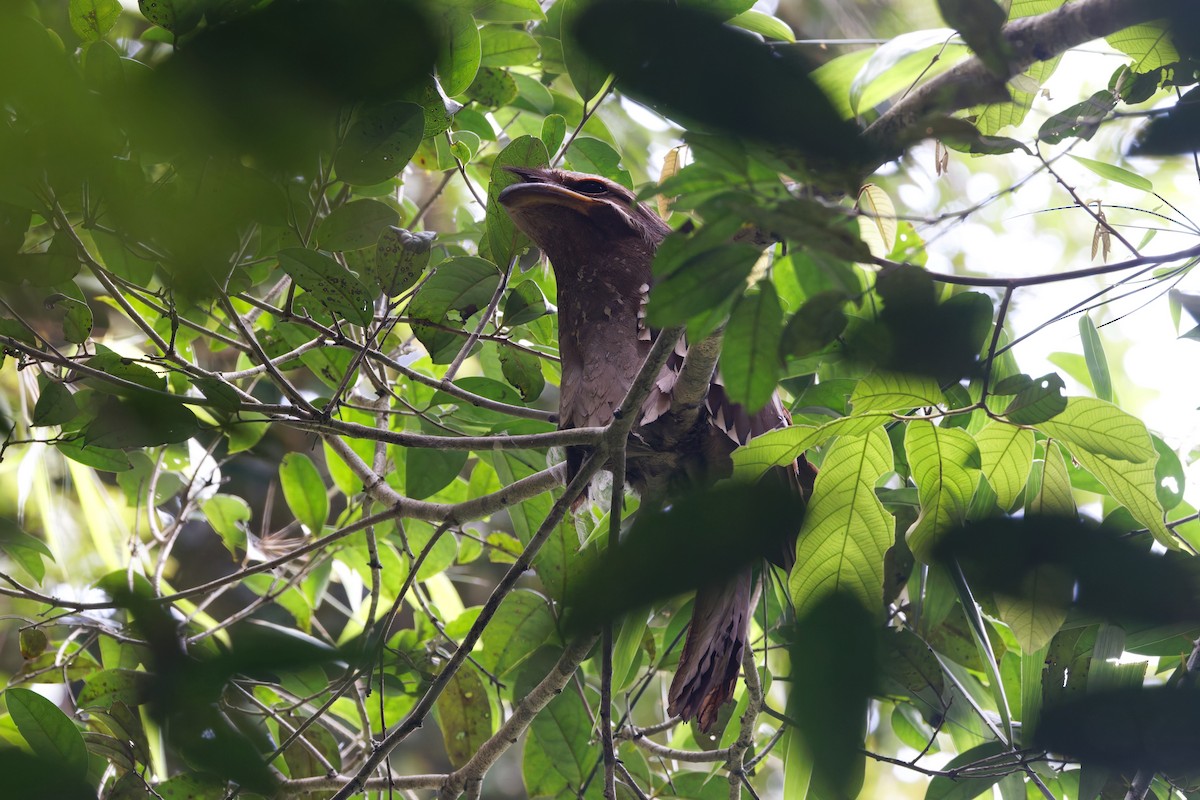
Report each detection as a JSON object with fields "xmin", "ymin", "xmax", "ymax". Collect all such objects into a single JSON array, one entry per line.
[{"xmin": 499, "ymin": 167, "xmax": 815, "ymax": 730}]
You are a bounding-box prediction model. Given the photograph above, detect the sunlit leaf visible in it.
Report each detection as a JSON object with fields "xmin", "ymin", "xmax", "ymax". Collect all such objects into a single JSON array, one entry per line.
[{"xmin": 790, "ymin": 428, "xmax": 894, "ymax": 614}]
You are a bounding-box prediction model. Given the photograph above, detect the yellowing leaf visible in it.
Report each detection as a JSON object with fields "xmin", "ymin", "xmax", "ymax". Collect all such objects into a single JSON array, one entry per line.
[
  {"xmin": 850, "ymin": 371, "xmax": 946, "ymax": 414},
  {"xmin": 1036, "ymin": 397, "xmax": 1155, "ymax": 463},
  {"xmin": 905, "ymin": 422, "xmax": 979, "ymax": 563},
  {"xmin": 976, "ymin": 423, "xmax": 1035, "ymax": 511},
  {"xmin": 730, "ymin": 413, "xmax": 892, "ymax": 481},
  {"xmin": 790, "ymin": 428, "xmax": 894, "ymax": 614},
  {"xmin": 994, "ymin": 565, "xmax": 1071, "ymax": 653},
  {"xmin": 1070, "ymin": 446, "xmax": 1169, "ymax": 547},
  {"xmin": 1027, "ymin": 441, "xmax": 1075, "ymax": 516}
]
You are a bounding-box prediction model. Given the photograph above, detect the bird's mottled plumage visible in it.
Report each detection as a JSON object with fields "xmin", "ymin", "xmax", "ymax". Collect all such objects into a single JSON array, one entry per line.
[{"xmin": 499, "ymin": 167, "xmax": 814, "ymax": 730}]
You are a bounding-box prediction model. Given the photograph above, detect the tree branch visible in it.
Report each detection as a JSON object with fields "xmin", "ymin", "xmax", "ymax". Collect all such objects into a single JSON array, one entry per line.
[{"xmin": 865, "ymin": 0, "xmax": 1182, "ymax": 157}]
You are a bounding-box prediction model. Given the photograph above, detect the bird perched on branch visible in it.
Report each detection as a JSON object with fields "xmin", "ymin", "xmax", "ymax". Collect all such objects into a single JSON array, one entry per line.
[{"xmin": 499, "ymin": 167, "xmax": 815, "ymax": 730}]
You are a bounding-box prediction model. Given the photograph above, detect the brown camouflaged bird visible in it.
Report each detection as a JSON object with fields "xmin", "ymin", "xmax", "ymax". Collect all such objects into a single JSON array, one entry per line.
[{"xmin": 499, "ymin": 167, "xmax": 815, "ymax": 730}]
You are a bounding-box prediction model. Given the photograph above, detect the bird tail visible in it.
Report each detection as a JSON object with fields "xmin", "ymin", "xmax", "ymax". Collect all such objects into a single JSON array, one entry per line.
[{"xmin": 667, "ymin": 568, "xmax": 758, "ymax": 731}]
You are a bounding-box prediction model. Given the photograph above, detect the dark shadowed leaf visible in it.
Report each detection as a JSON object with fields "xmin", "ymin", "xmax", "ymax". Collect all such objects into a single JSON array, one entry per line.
[
  {"xmin": 335, "ymin": 102, "xmax": 426, "ymax": 186},
  {"xmin": 787, "ymin": 592, "xmax": 877, "ymax": 800},
  {"xmin": 1001, "ymin": 373, "xmax": 1067, "ymax": 424},
  {"xmin": 315, "ymin": 199, "xmax": 399, "ymax": 251},
  {"xmin": 937, "ymin": 0, "xmax": 1011, "ymax": 75},
  {"xmin": 499, "ymin": 346, "xmax": 545, "ymax": 401},
  {"xmin": 563, "ymin": 483, "xmax": 805, "ymax": 633},
  {"xmin": 138, "ymin": 1, "xmax": 435, "ymax": 168},
  {"xmin": 780, "ymin": 290, "xmax": 850, "ymax": 358},
  {"xmin": 572, "ymin": 1, "xmax": 874, "ymax": 166},
  {"xmin": 503, "ymin": 280, "xmax": 550, "ymax": 326},
  {"xmin": 1039, "ymin": 91, "xmax": 1117, "ymax": 144},
  {"xmin": 0, "ymin": 748, "xmax": 95, "ymax": 800},
  {"xmin": 32, "ymin": 379, "xmax": 79, "ymax": 427},
  {"xmin": 934, "ymin": 516, "xmax": 1200, "ymax": 627},
  {"xmin": 83, "ymin": 395, "xmax": 199, "ymax": 449},
  {"xmin": 1130, "ymin": 86, "xmax": 1200, "ymax": 156},
  {"xmin": 720, "ymin": 281, "xmax": 783, "ymax": 413},
  {"xmin": 1035, "ymin": 686, "xmax": 1200, "ymax": 774}
]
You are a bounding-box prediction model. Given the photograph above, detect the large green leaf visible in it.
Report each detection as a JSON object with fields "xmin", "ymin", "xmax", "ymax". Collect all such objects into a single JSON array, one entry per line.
[
  {"xmin": 279, "ymin": 452, "xmax": 329, "ymax": 535},
  {"xmin": 790, "ymin": 427, "xmax": 894, "ymax": 614},
  {"xmin": 484, "ymin": 136, "xmax": 549, "ymax": 269},
  {"xmin": 720, "ymin": 281, "xmax": 782, "ymax": 413},
  {"xmin": 437, "ymin": 9, "xmax": 481, "ymax": 96},
  {"xmin": 1036, "ymin": 397, "xmax": 1155, "ymax": 463},
  {"xmin": 1068, "ymin": 446, "xmax": 1169, "ymax": 546},
  {"xmin": 434, "ymin": 662, "xmax": 494, "ymax": 769},
  {"xmin": 905, "ymin": 422, "xmax": 980, "ymax": 563},
  {"xmin": 975, "ymin": 422, "xmax": 1035, "ymax": 511},
  {"xmin": 730, "ymin": 413, "xmax": 893, "ymax": 481},
  {"xmin": 850, "ymin": 370, "xmax": 946, "ymax": 414},
  {"xmin": 334, "ymin": 101, "xmax": 424, "ymax": 186},
  {"xmin": 479, "ymin": 589, "xmax": 559, "ymax": 677},
  {"xmin": 5, "ymin": 687, "xmax": 88, "ymax": 780},
  {"xmin": 315, "ymin": 199, "xmax": 399, "ymax": 251}
]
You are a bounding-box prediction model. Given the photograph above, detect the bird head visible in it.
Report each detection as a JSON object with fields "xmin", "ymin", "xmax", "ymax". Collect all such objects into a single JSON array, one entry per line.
[{"xmin": 498, "ymin": 167, "xmax": 670, "ymax": 263}]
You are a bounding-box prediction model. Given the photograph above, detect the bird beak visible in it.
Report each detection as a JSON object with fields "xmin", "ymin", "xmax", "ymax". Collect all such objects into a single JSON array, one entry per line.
[{"xmin": 498, "ymin": 168, "xmax": 608, "ymax": 216}]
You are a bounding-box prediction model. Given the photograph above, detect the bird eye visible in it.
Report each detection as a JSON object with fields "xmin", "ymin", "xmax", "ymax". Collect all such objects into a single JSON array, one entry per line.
[{"xmin": 574, "ymin": 179, "xmax": 608, "ymax": 195}]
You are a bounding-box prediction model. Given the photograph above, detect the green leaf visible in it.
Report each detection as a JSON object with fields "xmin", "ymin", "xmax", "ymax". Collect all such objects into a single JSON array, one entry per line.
[
  {"xmin": 1069, "ymin": 155, "xmax": 1153, "ymax": 193},
  {"xmin": 1078, "ymin": 314, "xmax": 1113, "ymax": 402},
  {"xmin": 437, "ymin": 10, "xmax": 481, "ymax": 96},
  {"xmin": 976, "ymin": 423, "xmax": 1035, "ymax": 511},
  {"xmin": 560, "ymin": 0, "xmax": 609, "ymax": 103},
  {"xmin": 5, "ymin": 687, "xmax": 88, "ymax": 780},
  {"xmin": 315, "ymin": 199, "xmax": 399, "ymax": 251},
  {"xmin": 480, "ymin": 27, "xmax": 539, "ymax": 67},
  {"xmin": 83, "ymin": 395, "xmax": 199, "ymax": 449},
  {"xmin": 335, "ymin": 101, "xmax": 424, "ymax": 186},
  {"xmin": 138, "ymin": 0, "xmax": 202, "ymax": 33},
  {"xmin": 502, "ymin": 280, "xmax": 549, "ymax": 327},
  {"xmin": 479, "ymin": 589, "xmax": 558, "ymax": 677},
  {"xmin": 499, "ymin": 346, "xmax": 545, "ymax": 402},
  {"xmin": 1068, "ymin": 446, "xmax": 1169, "ymax": 547},
  {"xmin": 905, "ymin": 422, "xmax": 980, "ymax": 563},
  {"xmin": 994, "ymin": 564, "xmax": 1071, "ymax": 653},
  {"xmin": 1038, "ymin": 91, "xmax": 1116, "ymax": 144},
  {"xmin": 83, "ymin": 350, "xmax": 166, "ymax": 395},
  {"xmin": 926, "ymin": 741, "xmax": 1010, "ymax": 800},
  {"xmin": 279, "ymin": 452, "xmax": 328, "ymax": 535},
  {"xmin": 790, "ymin": 428, "xmax": 894, "ymax": 614},
  {"xmin": 202, "ymin": 494, "xmax": 251, "ymax": 558},
  {"xmin": 729, "ymin": 9, "xmax": 795, "ymax": 41},
  {"xmin": 564, "ymin": 137, "xmax": 632, "ymax": 189},
  {"xmin": 1002, "ymin": 373, "xmax": 1067, "ymax": 424},
  {"xmin": 611, "ymin": 610, "xmax": 648, "ymax": 691},
  {"xmin": 435, "ymin": 662, "xmax": 494, "ymax": 769},
  {"xmin": 55, "ymin": 439, "xmax": 133, "ymax": 472},
  {"xmin": 406, "ymin": 441, "xmax": 468, "ymax": 501},
  {"xmin": 720, "ymin": 282, "xmax": 782, "ymax": 413},
  {"xmin": 540, "ymin": 113, "xmax": 567, "ymax": 158},
  {"xmin": 0, "ymin": 518, "xmax": 54, "ymax": 584},
  {"xmin": 730, "ymin": 413, "xmax": 892, "ymax": 481},
  {"xmin": 76, "ymin": 669, "xmax": 153, "ymax": 709},
  {"xmin": 519, "ymin": 650, "xmax": 596, "ymax": 798},
  {"xmin": 464, "ymin": 66, "xmax": 519, "ymax": 107},
  {"xmin": 374, "ymin": 226, "xmax": 434, "ymax": 297},
  {"xmin": 850, "ymin": 370, "xmax": 946, "ymax": 414},
  {"xmin": 277, "ymin": 247, "xmax": 374, "ymax": 326},
  {"xmin": 69, "ymin": 0, "xmax": 121, "ymax": 41},
  {"xmin": 647, "ymin": 244, "xmax": 758, "ymax": 327},
  {"xmin": 1036, "ymin": 397, "xmax": 1155, "ymax": 463},
  {"xmin": 780, "ymin": 290, "xmax": 849, "ymax": 358},
  {"xmin": 485, "ymin": 136, "xmax": 549, "ymax": 270},
  {"xmin": 849, "ymin": 29, "xmax": 963, "ymax": 116},
  {"xmin": 1027, "ymin": 441, "xmax": 1076, "ymax": 516},
  {"xmin": 1106, "ymin": 21, "xmax": 1178, "ymax": 72},
  {"xmin": 32, "ymin": 380, "xmax": 79, "ymax": 427}
]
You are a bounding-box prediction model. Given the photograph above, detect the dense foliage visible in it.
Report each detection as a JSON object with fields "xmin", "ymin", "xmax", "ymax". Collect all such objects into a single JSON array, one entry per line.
[{"xmin": 1, "ymin": 0, "xmax": 1199, "ymax": 798}]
